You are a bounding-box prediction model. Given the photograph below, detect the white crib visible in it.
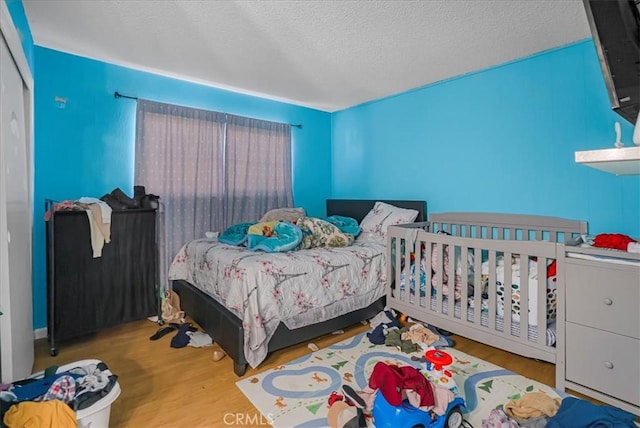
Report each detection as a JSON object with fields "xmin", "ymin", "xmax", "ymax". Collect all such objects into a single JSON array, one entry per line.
[{"xmin": 386, "ymin": 212, "xmax": 587, "ymax": 364}]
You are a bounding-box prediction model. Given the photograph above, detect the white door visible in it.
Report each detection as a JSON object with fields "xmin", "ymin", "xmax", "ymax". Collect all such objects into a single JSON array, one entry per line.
[{"xmin": 0, "ymin": 32, "xmax": 34, "ymax": 382}]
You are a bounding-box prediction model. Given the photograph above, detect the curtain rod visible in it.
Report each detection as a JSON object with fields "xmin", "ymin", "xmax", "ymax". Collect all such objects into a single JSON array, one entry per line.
[{"xmin": 114, "ymin": 91, "xmax": 302, "ymax": 129}]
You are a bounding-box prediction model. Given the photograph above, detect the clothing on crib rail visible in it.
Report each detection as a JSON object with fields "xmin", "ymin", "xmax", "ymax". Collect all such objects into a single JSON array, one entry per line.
[{"xmin": 593, "ymin": 233, "xmax": 638, "ymax": 252}]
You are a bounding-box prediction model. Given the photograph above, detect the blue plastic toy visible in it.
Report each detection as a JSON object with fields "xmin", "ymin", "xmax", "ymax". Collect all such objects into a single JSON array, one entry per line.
[
  {"xmin": 372, "ymin": 393, "xmax": 466, "ymax": 428},
  {"xmin": 371, "ymin": 348, "xmax": 466, "ymax": 428}
]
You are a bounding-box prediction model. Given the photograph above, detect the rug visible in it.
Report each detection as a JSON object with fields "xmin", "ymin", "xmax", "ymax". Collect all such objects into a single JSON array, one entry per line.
[{"xmin": 237, "ymin": 332, "xmax": 565, "ymax": 427}]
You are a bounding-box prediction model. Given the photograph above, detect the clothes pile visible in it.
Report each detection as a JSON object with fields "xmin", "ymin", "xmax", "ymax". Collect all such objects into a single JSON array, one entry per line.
[
  {"xmin": 366, "ymin": 309, "xmax": 454, "ymax": 352},
  {"xmin": 44, "ymin": 197, "xmax": 113, "ymax": 258},
  {"xmin": 43, "ymin": 186, "xmax": 159, "ymax": 258},
  {"xmin": 325, "ymin": 309, "xmax": 459, "ymax": 427},
  {"xmin": 481, "ymin": 394, "xmax": 637, "ymax": 428},
  {"xmin": 546, "ymin": 397, "xmax": 637, "ymax": 428},
  {"xmin": 100, "ymin": 186, "xmax": 159, "ymax": 211},
  {"xmin": 326, "ymin": 361, "xmax": 457, "ymax": 428},
  {"xmin": 149, "ymin": 321, "xmax": 212, "ymax": 349},
  {"xmin": 0, "ymin": 362, "xmax": 117, "ymax": 427},
  {"xmin": 148, "ymin": 289, "xmax": 214, "ymax": 349}
]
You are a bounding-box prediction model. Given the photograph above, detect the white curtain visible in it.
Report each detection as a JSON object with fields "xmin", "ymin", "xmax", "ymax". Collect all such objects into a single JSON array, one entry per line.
[
  {"xmin": 224, "ymin": 114, "xmax": 293, "ymax": 226},
  {"xmin": 134, "ymin": 100, "xmax": 292, "ymax": 291}
]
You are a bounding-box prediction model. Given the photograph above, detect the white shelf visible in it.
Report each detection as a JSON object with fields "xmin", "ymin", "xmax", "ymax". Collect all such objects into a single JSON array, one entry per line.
[{"xmin": 575, "ymin": 146, "xmax": 640, "ymax": 175}]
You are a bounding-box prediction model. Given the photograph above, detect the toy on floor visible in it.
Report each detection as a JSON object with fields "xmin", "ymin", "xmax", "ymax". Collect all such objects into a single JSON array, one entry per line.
[
  {"xmin": 372, "ymin": 349, "xmax": 466, "ymax": 428},
  {"xmin": 424, "ymin": 349, "xmax": 458, "ymax": 394},
  {"xmin": 372, "ymin": 393, "xmax": 465, "ymax": 428}
]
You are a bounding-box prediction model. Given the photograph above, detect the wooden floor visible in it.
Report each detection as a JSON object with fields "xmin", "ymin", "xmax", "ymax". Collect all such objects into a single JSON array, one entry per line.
[{"xmin": 35, "ymin": 319, "xmax": 562, "ymax": 427}]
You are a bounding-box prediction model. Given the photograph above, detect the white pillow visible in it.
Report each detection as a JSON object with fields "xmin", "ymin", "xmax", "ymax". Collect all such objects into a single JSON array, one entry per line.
[{"xmin": 360, "ymin": 202, "xmax": 419, "ymax": 239}]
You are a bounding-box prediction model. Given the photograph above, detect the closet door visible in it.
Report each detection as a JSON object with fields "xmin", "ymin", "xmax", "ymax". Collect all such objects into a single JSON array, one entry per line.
[{"xmin": 0, "ymin": 32, "xmax": 33, "ymax": 382}]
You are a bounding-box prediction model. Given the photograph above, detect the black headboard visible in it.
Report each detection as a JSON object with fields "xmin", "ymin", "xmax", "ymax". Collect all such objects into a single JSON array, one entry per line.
[{"xmin": 326, "ymin": 199, "xmax": 427, "ymax": 224}]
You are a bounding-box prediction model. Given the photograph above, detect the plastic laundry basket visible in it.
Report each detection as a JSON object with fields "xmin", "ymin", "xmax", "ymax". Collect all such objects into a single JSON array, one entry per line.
[{"xmin": 30, "ymin": 359, "xmax": 121, "ymax": 428}]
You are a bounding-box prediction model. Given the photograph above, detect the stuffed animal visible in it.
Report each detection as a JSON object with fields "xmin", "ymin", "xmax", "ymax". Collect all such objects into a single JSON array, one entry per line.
[{"xmin": 161, "ymin": 289, "xmax": 185, "ymax": 323}]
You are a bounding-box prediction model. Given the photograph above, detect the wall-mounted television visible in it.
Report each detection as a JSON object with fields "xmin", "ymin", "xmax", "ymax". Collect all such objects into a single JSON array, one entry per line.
[{"xmin": 583, "ymin": 0, "xmax": 640, "ymax": 125}]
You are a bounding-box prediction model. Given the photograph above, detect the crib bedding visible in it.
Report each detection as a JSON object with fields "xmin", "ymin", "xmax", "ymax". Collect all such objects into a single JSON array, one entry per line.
[
  {"xmin": 399, "ymin": 253, "xmax": 557, "ymax": 326},
  {"xmin": 168, "ymin": 238, "xmax": 386, "ymax": 368},
  {"xmin": 396, "ymin": 254, "xmax": 556, "ymax": 344}
]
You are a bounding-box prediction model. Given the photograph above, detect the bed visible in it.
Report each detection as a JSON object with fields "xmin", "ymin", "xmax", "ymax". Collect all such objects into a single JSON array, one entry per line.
[
  {"xmin": 386, "ymin": 212, "xmax": 587, "ymax": 364},
  {"xmin": 169, "ymin": 199, "xmax": 426, "ymax": 376}
]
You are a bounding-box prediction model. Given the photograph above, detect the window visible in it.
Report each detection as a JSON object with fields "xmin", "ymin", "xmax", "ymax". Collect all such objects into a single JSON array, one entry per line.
[{"xmin": 135, "ymin": 100, "xmax": 292, "ymax": 289}]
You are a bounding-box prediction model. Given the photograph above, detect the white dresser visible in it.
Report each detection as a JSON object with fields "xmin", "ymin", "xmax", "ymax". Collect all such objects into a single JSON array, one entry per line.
[{"xmin": 556, "ymin": 246, "xmax": 640, "ymax": 416}]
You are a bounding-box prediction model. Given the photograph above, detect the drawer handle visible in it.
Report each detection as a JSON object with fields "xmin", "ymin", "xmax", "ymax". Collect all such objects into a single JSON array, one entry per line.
[
  {"xmin": 603, "ymin": 298, "xmax": 613, "ymax": 306},
  {"xmin": 604, "ymin": 361, "xmax": 614, "ymax": 369}
]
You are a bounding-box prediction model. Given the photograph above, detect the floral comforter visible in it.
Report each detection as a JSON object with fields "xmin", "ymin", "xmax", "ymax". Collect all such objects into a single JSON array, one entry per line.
[{"xmin": 167, "ymin": 238, "xmax": 386, "ymax": 368}]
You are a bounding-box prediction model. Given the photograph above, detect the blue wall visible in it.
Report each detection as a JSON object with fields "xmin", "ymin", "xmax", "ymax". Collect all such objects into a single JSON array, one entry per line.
[
  {"xmin": 332, "ymin": 40, "xmax": 640, "ymax": 238},
  {"xmin": 32, "ymin": 47, "xmax": 332, "ymax": 329},
  {"xmin": 10, "ymin": 0, "xmax": 640, "ymax": 331},
  {"xmin": 4, "ymin": 0, "xmax": 33, "ymax": 71}
]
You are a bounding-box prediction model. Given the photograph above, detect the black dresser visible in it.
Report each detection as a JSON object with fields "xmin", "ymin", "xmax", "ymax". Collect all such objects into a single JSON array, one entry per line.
[{"xmin": 46, "ymin": 207, "xmax": 159, "ymax": 355}]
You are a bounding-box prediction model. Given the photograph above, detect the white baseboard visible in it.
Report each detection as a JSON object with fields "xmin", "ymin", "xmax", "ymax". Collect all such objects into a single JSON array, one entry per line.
[{"xmin": 34, "ymin": 327, "xmax": 47, "ymax": 340}]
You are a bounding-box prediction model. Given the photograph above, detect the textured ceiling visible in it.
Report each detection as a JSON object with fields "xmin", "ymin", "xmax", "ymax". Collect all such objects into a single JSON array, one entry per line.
[{"xmin": 23, "ymin": 0, "xmax": 591, "ymax": 112}]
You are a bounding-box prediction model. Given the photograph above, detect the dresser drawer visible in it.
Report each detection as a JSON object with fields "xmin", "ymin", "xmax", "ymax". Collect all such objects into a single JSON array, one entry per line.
[
  {"xmin": 565, "ymin": 322, "xmax": 640, "ymax": 406},
  {"xmin": 565, "ymin": 258, "xmax": 640, "ymax": 339}
]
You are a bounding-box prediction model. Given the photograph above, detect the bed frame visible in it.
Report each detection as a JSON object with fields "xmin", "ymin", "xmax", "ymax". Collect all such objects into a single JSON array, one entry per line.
[
  {"xmin": 173, "ymin": 199, "xmax": 426, "ymax": 376},
  {"xmin": 386, "ymin": 212, "xmax": 587, "ymax": 364}
]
